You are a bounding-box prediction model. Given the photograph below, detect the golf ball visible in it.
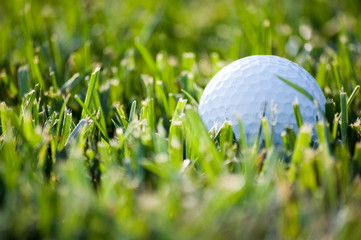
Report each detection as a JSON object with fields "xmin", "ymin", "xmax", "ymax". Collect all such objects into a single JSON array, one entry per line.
[{"xmin": 198, "ymin": 55, "xmax": 326, "ymax": 144}]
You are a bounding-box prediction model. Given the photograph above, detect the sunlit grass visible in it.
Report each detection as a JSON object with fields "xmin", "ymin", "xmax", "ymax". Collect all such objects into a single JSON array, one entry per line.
[{"xmin": 1, "ymin": 0, "xmax": 361, "ymax": 239}]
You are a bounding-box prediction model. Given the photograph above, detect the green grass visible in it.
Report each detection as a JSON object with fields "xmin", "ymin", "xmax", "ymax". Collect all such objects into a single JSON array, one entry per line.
[{"xmin": 1, "ymin": 0, "xmax": 361, "ymax": 239}]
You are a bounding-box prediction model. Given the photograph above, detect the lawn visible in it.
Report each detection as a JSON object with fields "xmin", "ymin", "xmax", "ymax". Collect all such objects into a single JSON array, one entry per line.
[{"xmin": 1, "ymin": 0, "xmax": 361, "ymax": 239}]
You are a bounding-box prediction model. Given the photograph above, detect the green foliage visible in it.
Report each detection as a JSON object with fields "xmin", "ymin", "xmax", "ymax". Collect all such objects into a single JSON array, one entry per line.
[{"xmin": 1, "ymin": 0, "xmax": 361, "ymax": 239}]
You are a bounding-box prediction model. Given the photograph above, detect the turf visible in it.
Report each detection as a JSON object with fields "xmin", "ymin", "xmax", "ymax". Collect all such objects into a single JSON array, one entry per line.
[{"xmin": 1, "ymin": 0, "xmax": 361, "ymax": 239}]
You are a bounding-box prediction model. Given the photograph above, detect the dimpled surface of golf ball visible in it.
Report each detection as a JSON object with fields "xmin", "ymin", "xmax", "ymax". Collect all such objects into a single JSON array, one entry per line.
[{"xmin": 198, "ymin": 55, "xmax": 326, "ymax": 144}]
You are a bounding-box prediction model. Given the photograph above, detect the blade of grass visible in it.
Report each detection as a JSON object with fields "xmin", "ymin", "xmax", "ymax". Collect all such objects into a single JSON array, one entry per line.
[
  {"xmin": 17, "ymin": 65, "xmax": 31, "ymax": 99},
  {"xmin": 292, "ymin": 100, "xmax": 303, "ymax": 128},
  {"xmin": 346, "ymin": 85, "xmax": 360, "ymax": 110},
  {"xmin": 277, "ymin": 76, "xmax": 314, "ymax": 102},
  {"xmin": 219, "ymin": 121, "xmax": 234, "ymax": 158},
  {"xmin": 181, "ymin": 89, "xmax": 199, "ymax": 107},
  {"xmin": 261, "ymin": 117, "xmax": 272, "ymax": 150},
  {"xmin": 169, "ymin": 99, "xmax": 187, "ymax": 165},
  {"xmin": 75, "ymin": 95, "xmax": 109, "ymax": 142},
  {"xmin": 289, "ymin": 125, "xmax": 312, "ymax": 181},
  {"xmin": 55, "ymin": 95, "xmax": 70, "ymax": 144},
  {"xmin": 237, "ymin": 119, "xmax": 247, "ymax": 151},
  {"xmin": 112, "ymin": 104, "xmax": 128, "ymax": 129},
  {"xmin": 81, "ymin": 67, "xmax": 101, "ymax": 119},
  {"xmin": 128, "ymin": 100, "xmax": 137, "ymax": 123},
  {"xmin": 340, "ymin": 91, "xmax": 347, "ymax": 142},
  {"xmin": 135, "ymin": 39, "xmax": 161, "ymax": 79},
  {"xmin": 184, "ymin": 107, "xmax": 222, "ymax": 181},
  {"xmin": 65, "ymin": 118, "xmax": 91, "ymax": 147},
  {"xmin": 58, "ymin": 110, "xmax": 72, "ymax": 151}
]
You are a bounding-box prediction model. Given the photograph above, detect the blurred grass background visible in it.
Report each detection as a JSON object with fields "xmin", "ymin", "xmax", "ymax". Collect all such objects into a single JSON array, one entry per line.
[{"xmin": 1, "ymin": 0, "xmax": 361, "ymax": 239}]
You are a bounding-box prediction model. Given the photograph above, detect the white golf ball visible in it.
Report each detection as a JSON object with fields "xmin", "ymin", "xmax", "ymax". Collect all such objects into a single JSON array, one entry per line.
[{"xmin": 198, "ymin": 55, "xmax": 326, "ymax": 144}]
